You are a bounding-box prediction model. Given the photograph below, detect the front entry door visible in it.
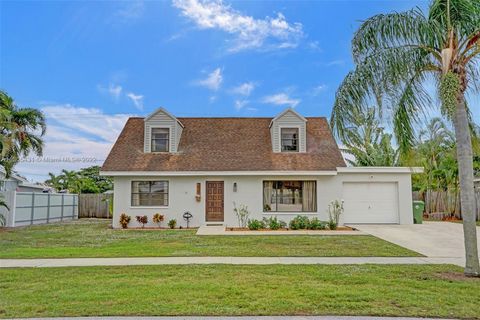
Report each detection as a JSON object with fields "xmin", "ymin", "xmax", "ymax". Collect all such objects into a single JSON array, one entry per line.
[{"xmin": 206, "ymin": 181, "xmax": 224, "ymax": 222}]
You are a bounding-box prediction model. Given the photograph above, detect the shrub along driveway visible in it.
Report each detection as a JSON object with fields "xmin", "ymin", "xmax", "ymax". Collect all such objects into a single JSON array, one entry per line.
[{"xmin": 0, "ymin": 219, "xmax": 420, "ymax": 258}]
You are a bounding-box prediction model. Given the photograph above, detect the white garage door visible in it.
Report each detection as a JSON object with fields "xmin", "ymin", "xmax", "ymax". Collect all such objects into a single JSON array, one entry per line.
[{"xmin": 342, "ymin": 182, "xmax": 399, "ymax": 224}]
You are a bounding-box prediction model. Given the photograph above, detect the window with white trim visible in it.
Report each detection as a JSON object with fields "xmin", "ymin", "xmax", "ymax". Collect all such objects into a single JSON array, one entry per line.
[
  {"xmin": 281, "ymin": 128, "xmax": 299, "ymax": 152},
  {"xmin": 151, "ymin": 128, "xmax": 169, "ymax": 152},
  {"xmin": 263, "ymin": 181, "xmax": 317, "ymax": 212},
  {"xmin": 131, "ymin": 181, "xmax": 169, "ymax": 206}
]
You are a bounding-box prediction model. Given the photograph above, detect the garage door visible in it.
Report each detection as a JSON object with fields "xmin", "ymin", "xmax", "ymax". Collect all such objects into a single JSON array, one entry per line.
[{"xmin": 342, "ymin": 182, "xmax": 399, "ymax": 224}]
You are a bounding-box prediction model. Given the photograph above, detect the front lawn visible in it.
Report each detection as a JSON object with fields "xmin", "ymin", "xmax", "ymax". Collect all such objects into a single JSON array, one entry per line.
[
  {"xmin": 0, "ymin": 219, "xmax": 420, "ymax": 258},
  {"xmin": 1, "ymin": 264, "xmax": 478, "ymax": 319}
]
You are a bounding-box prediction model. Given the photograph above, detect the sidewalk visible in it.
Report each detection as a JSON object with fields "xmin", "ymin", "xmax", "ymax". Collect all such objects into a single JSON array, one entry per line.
[{"xmin": 0, "ymin": 256, "xmax": 464, "ymax": 268}]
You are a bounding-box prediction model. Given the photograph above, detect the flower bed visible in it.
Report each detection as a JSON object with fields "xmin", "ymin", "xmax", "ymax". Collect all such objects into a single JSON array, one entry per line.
[{"xmin": 226, "ymin": 226, "xmax": 354, "ymax": 232}]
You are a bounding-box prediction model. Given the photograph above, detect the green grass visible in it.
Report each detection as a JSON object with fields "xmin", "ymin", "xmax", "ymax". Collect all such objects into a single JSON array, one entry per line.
[
  {"xmin": 1, "ymin": 264, "xmax": 479, "ymax": 319},
  {"xmin": 0, "ymin": 219, "xmax": 420, "ymax": 258}
]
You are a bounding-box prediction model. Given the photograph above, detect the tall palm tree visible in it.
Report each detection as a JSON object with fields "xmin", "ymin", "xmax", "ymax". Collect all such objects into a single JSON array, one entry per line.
[
  {"xmin": 331, "ymin": 0, "xmax": 480, "ymax": 276},
  {"xmin": 342, "ymin": 108, "xmax": 399, "ymax": 166},
  {"xmin": 0, "ymin": 196, "xmax": 8, "ymax": 227},
  {"xmin": 0, "ymin": 90, "xmax": 46, "ymax": 177}
]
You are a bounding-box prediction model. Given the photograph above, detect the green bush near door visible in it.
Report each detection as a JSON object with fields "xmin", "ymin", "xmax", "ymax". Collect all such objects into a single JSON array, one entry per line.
[{"xmin": 413, "ymin": 201, "xmax": 424, "ymax": 224}]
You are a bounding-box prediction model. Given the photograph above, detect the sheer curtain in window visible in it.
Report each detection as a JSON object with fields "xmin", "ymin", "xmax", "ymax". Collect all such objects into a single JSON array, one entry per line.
[
  {"xmin": 302, "ymin": 181, "xmax": 316, "ymax": 211},
  {"xmin": 263, "ymin": 181, "xmax": 274, "ymax": 211}
]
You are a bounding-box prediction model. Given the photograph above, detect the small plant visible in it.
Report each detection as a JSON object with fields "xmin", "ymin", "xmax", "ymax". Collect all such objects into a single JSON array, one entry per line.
[
  {"xmin": 289, "ymin": 215, "xmax": 310, "ymax": 230},
  {"xmin": 168, "ymin": 219, "xmax": 177, "ymax": 229},
  {"xmin": 152, "ymin": 213, "xmax": 165, "ymax": 227},
  {"xmin": 327, "ymin": 199, "xmax": 344, "ymax": 230},
  {"xmin": 119, "ymin": 213, "xmax": 131, "ymax": 229},
  {"xmin": 233, "ymin": 202, "xmax": 250, "ymax": 228},
  {"xmin": 308, "ymin": 217, "xmax": 327, "ymax": 230},
  {"xmin": 136, "ymin": 215, "xmax": 148, "ymax": 228},
  {"xmin": 247, "ymin": 219, "xmax": 265, "ymax": 230},
  {"xmin": 263, "ymin": 216, "xmax": 284, "ymax": 230}
]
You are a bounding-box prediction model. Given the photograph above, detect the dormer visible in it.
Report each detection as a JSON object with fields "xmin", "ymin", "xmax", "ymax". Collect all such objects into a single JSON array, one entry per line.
[
  {"xmin": 269, "ymin": 108, "xmax": 307, "ymax": 153},
  {"xmin": 144, "ymin": 108, "xmax": 184, "ymax": 153}
]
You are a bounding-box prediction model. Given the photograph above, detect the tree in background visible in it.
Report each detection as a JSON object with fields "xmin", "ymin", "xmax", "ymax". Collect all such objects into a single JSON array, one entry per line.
[
  {"xmin": 341, "ymin": 108, "xmax": 399, "ymax": 166},
  {"xmin": 0, "ymin": 90, "xmax": 46, "ymax": 177},
  {"xmin": 45, "ymin": 166, "xmax": 113, "ymax": 194},
  {"xmin": 331, "ymin": 0, "xmax": 480, "ymax": 275}
]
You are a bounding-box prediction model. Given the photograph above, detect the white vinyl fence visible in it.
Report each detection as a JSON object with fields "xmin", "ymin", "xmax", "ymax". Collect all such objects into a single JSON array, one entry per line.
[{"xmin": 0, "ymin": 191, "xmax": 78, "ymax": 227}]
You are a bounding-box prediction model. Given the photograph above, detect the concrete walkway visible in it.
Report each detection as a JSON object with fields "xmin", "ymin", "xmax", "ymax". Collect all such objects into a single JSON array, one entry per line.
[
  {"xmin": 197, "ymin": 225, "xmax": 365, "ymax": 235},
  {"xmin": 350, "ymin": 222, "xmax": 480, "ymax": 259},
  {"xmin": 0, "ymin": 256, "xmax": 464, "ymax": 268}
]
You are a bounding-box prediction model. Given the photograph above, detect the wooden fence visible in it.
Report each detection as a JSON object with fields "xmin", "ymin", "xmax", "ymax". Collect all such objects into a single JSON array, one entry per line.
[
  {"xmin": 413, "ymin": 189, "xmax": 480, "ymax": 220},
  {"xmin": 78, "ymin": 194, "xmax": 112, "ymax": 219}
]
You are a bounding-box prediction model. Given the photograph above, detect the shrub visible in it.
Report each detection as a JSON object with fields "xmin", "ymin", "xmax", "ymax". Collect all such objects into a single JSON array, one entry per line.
[
  {"xmin": 263, "ymin": 216, "xmax": 284, "ymax": 230},
  {"xmin": 152, "ymin": 213, "xmax": 165, "ymax": 227},
  {"xmin": 289, "ymin": 215, "xmax": 310, "ymax": 230},
  {"xmin": 327, "ymin": 200, "xmax": 344, "ymax": 230},
  {"xmin": 247, "ymin": 219, "xmax": 265, "ymax": 230},
  {"xmin": 136, "ymin": 215, "xmax": 148, "ymax": 228},
  {"xmin": 119, "ymin": 213, "xmax": 131, "ymax": 229},
  {"xmin": 308, "ymin": 217, "xmax": 327, "ymax": 230},
  {"xmin": 233, "ymin": 202, "xmax": 250, "ymax": 228},
  {"xmin": 168, "ymin": 219, "xmax": 177, "ymax": 229}
]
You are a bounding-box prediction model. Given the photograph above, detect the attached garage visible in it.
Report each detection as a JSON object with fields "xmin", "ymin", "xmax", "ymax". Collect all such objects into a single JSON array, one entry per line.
[
  {"xmin": 336, "ymin": 167, "xmax": 422, "ymax": 225},
  {"xmin": 342, "ymin": 182, "xmax": 399, "ymax": 224}
]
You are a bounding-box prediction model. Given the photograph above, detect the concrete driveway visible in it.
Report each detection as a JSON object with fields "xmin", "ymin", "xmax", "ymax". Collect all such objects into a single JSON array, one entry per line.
[{"xmin": 350, "ymin": 222, "xmax": 480, "ymax": 262}]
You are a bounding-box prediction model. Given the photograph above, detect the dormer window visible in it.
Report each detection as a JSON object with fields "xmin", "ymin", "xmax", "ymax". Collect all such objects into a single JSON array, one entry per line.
[
  {"xmin": 151, "ymin": 128, "xmax": 169, "ymax": 152},
  {"xmin": 281, "ymin": 128, "xmax": 299, "ymax": 152}
]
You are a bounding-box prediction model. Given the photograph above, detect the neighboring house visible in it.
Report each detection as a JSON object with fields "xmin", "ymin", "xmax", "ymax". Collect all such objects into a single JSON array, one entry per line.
[
  {"xmin": 101, "ymin": 108, "xmax": 420, "ymax": 228},
  {"xmin": 0, "ymin": 170, "xmax": 49, "ymax": 193}
]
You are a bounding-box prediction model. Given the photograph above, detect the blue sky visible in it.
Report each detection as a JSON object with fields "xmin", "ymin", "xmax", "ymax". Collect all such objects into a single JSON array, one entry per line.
[{"xmin": 0, "ymin": 0, "xmax": 442, "ymax": 180}]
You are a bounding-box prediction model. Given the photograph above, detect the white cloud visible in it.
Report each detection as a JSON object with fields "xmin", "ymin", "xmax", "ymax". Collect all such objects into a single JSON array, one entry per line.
[
  {"xmin": 262, "ymin": 93, "xmax": 300, "ymax": 108},
  {"xmin": 231, "ymin": 82, "xmax": 255, "ymax": 96},
  {"xmin": 308, "ymin": 40, "xmax": 322, "ymax": 52},
  {"xmin": 195, "ymin": 68, "xmax": 223, "ymax": 91},
  {"xmin": 234, "ymin": 99, "xmax": 248, "ymax": 111},
  {"xmin": 172, "ymin": 0, "xmax": 303, "ymax": 52},
  {"xmin": 113, "ymin": 0, "xmax": 145, "ymax": 22},
  {"xmin": 15, "ymin": 105, "xmax": 132, "ymax": 181},
  {"xmin": 126, "ymin": 92, "xmax": 144, "ymax": 110},
  {"xmin": 312, "ymin": 84, "xmax": 327, "ymax": 96},
  {"xmin": 98, "ymin": 83, "xmax": 123, "ymax": 100},
  {"xmin": 327, "ymin": 59, "xmax": 345, "ymax": 67}
]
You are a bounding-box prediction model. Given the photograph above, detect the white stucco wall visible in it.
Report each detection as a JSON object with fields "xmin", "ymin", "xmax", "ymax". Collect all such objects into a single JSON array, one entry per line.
[{"xmin": 111, "ymin": 169, "xmax": 415, "ymax": 228}]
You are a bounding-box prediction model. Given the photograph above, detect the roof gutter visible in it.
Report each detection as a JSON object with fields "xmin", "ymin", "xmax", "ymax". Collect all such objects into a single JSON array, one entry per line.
[
  {"xmin": 100, "ymin": 170, "xmax": 338, "ymax": 177},
  {"xmin": 336, "ymin": 167, "xmax": 424, "ymax": 174}
]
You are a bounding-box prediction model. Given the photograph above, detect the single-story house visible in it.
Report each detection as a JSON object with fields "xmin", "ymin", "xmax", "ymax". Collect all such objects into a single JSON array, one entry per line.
[
  {"xmin": 0, "ymin": 167, "xmax": 49, "ymax": 193},
  {"xmin": 100, "ymin": 107, "xmax": 420, "ymax": 229}
]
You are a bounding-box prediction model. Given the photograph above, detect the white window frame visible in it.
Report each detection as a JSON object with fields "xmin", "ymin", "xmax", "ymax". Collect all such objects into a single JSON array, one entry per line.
[
  {"xmin": 150, "ymin": 126, "xmax": 170, "ymax": 153},
  {"xmin": 278, "ymin": 125, "xmax": 301, "ymax": 153},
  {"xmin": 130, "ymin": 179, "xmax": 170, "ymax": 208}
]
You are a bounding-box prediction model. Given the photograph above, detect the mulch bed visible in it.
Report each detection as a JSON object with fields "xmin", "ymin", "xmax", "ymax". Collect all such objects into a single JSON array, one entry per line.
[{"xmin": 226, "ymin": 226, "xmax": 354, "ymax": 231}]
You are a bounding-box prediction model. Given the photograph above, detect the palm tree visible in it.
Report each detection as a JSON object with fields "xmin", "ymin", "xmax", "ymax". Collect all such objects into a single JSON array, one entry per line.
[
  {"xmin": 0, "ymin": 90, "xmax": 46, "ymax": 177},
  {"xmin": 0, "ymin": 196, "xmax": 8, "ymax": 227},
  {"xmin": 342, "ymin": 108, "xmax": 399, "ymax": 166},
  {"xmin": 331, "ymin": 0, "xmax": 480, "ymax": 276}
]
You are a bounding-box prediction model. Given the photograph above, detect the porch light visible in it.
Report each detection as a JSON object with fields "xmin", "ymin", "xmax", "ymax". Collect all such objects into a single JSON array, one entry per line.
[{"xmin": 233, "ymin": 182, "xmax": 238, "ymax": 192}]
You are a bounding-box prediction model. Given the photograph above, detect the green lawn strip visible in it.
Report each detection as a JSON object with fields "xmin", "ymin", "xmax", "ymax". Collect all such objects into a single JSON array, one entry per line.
[
  {"xmin": 0, "ymin": 219, "xmax": 420, "ymax": 258},
  {"xmin": 0, "ymin": 264, "xmax": 478, "ymax": 319}
]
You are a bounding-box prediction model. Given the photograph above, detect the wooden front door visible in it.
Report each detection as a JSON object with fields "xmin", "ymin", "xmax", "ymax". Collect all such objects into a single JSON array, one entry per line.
[{"xmin": 206, "ymin": 181, "xmax": 224, "ymax": 222}]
